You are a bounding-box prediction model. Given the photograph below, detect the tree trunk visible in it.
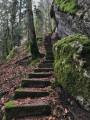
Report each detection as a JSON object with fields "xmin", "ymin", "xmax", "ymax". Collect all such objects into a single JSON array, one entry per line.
[
  {"xmin": 25, "ymin": 0, "xmax": 40, "ymax": 59},
  {"xmin": 19, "ymin": 0, "xmax": 22, "ymax": 26},
  {"xmin": 46, "ymin": 0, "xmax": 52, "ymax": 32}
]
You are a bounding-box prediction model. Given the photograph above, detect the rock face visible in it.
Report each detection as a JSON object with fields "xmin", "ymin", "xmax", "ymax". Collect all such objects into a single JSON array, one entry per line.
[
  {"xmin": 53, "ymin": 34, "xmax": 90, "ymax": 111},
  {"xmin": 51, "ymin": 0, "xmax": 90, "ymax": 38}
]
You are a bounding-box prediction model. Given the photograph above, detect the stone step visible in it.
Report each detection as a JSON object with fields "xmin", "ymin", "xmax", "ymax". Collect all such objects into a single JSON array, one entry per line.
[
  {"xmin": 38, "ymin": 63, "xmax": 53, "ymax": 68},
  {"xmin": 46, "ymin": 56, "xmax": 54, "ymax": 60},
  {"xmin": 14, "ymin": 88, "xmax": 49, "ymax": 99},
  {"xmin": 46, "ymin": 52, "xmax": 53, "ymax": 56},
  {"xmin": 42, "ymin": 60, "xmax": 54, "ymax": 63},
  {"xmin": 21, "ymin": 79, "xmax": 51, "ymax": 88},
  {"xmin": 45, "ymin": 45, "xmax": 52, "ymax": 48},
  {"xmin": 45, "ymin": 42, "xmax": 52, "ymax": 45},
  {"xmin": 46, "ymin": 55, "xmax": 54, "ymax": 58},
  {"xmin": 45, "ymin": 41, "xmax": 51, "ymax": 43},
  {"xmin": 46, "ymin": 50, "xmax": 53, "ymax": 53},
  {"xmin": 45, "ymin": 48, "xmax": 52, "ymax": 51},
  {"xmin": 5, "ymin": 100, "xmax": 51, "ymax": 120},
  {"xmin": 29, "ymin": 73, "xmax": 52, "ymax": 78},
  {"xmin": 34, "ymin": 68, "xmax": 54, "ymax": 72}
]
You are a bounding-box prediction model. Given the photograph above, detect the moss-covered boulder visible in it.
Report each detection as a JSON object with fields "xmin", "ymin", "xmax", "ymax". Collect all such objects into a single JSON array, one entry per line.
[
  {"xmin": 53, "ymin": 34, "xmax": 90, "ymax": 110},
  {"xmin": 54, "ymin": 0, "xmax": 79, "ymax": 14}
]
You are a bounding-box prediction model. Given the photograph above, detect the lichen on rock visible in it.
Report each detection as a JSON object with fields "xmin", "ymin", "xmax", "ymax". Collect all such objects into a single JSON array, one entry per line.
[{"xmin": 53, "ymin": 34, "xmax": 90, "ymax": 102}]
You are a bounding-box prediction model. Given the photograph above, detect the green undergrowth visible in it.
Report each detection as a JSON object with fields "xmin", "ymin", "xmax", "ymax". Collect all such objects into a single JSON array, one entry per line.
[
  {"xmin": 24, "ymin": 36, "xmax": 43, "ymax": 56},
  {"xmin": 51, "ymin": 80, "xmax": 56, "ymax": 88},
  {"xmin": 55, "ymin": 0, "xmax": 79, "ymax": 14},
  {"xmin": 29, "ymin": 58, "xmax": 40, "ymax": 67},
  {"xmin": 53, "ymin": 34, "xmax": 90, "ymax": 99},
  {"xmin": 6, "ymin": 47, "xmax": 20, "ymax": 60},
  {"xmin": 23, "ymin": 40, "xmax": 31, "ymax": 56},
  {"xmin": 2, "ymin": 116, "xmax": 6, "ymax": 120}
]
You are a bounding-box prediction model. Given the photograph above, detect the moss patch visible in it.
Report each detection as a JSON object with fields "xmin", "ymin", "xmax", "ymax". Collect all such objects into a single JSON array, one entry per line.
[
  {"xmin": 54, "ymin": 0, "xmax": 79, "ymax": 14},
  {"xmin": 15, "ymin": 87, "xmax": 22, "ymax": 92},
  {"xmin": 5, "ymin": 101, "xmax": 51, "ymax": 120},
  {"xmin": 6, "ymin": 47, "xmax": 20, "ymax": 59},
  {"xmin": 29, "ymin": 58, "xmax": 40, "ymax": 67},
  {"xmin": 53, "ymin": 34, "xmax": 90, "ymax": 99},
  {"xmin": 5, "ymin": 101, "xmax": 16, "ymax": 108}
]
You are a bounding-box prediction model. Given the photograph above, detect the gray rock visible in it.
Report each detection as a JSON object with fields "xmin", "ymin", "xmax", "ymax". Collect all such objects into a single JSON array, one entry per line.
[
  {"xmin": 76, "ymin": 96, "xmax": 90, "ymax": 111},
  {"xmin": 53, "ymin": 0, "xmax": 90, "ymax": 39}
]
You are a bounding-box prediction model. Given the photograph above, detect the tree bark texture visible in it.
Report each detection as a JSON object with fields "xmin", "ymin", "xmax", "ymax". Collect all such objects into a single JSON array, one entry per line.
[{"xmin": 26, "ymin": 0, "xmax": 40, "ymax": 59}]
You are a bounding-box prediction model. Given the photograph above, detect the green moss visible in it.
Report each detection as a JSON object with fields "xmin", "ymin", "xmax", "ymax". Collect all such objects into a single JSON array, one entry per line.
[
  {"xmin": 23, "ymin": 40, "xmax": 31, "ymax": 56},
  {"xmin": 29, "ymin": 58, "xmax": 40, "ymax": 67},
  {"xmin": 6, "ymin": 48, "xmax": 20, "ymax": 59},
  {"xmin": 5, "ymin": 101, "xmax": 51, "ymax": 120},
  {"xmin": 15, "ymin": 87, "xmax": 22, "ymax": 92},
  {"xmin": 5, "ymin": 101, "xmax": 16, "ymax": 108},
  {"xmin": 51, "ymin": 80, "xmax": 56, "ymax": 88},
  {"xmin": 54, "ymin": 0, "xmax": 79, "ymax": 14},
  {"xmin": 53, "ymin": 34, "xmax": 90, "ymax": 99},
  {"xmin": 2, "ymin": 116, "xmax": 6, "ymax": 120}
]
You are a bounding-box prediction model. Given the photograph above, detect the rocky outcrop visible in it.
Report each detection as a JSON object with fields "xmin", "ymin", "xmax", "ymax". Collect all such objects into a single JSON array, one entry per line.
[
  {"xmin": 51, "ymin": 0, "xmax": 90, "ymax": 38},
  {"xmin": 53, "ymin": 34, "xmax": 90, "ymax": 111}
]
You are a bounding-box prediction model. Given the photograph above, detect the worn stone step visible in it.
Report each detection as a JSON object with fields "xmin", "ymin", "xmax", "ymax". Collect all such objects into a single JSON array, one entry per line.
[
  {"xmin": 46, "ymin": 56, "xmax": 54, "ymax": 60},
  {"xmin": 45, "ymin": 41, "xmax": 51, "ymax": 43},
  {"xmin": 42, "ymin": 60, "xmax": 54, "ymax": 63},
  {"xmin": 46, "ymin": 51, "xmax": 53, "ymax": 56},
  {"xmin": 29, "ymin": 73, "xmax": 52, "ymax": 78},
  {"xmin": 38, "ymin": 63, "xmax": 53, "ymax": 68},
  {"xmin": 46, "ymin": 55, "xmax": 54, "ymax": 58},
  {"xmin": 46, "ymin": 50, "xmax": 53, "ymax": 53},
  {"xmin": 5, "ymin": 100, "xmax": 51, "ymax": 120},
  {"xmin": 21, "ymin": 79, "xmax": 51, "ymax": 88},
  {"xmin": 45, "ymin": 48, "xmax": 52, "ymax": 51},
  {"xmin": 34, "ymin": 68, "xmax": 54, "ymax": 72},
  {"xmin": 45, "ymin": 45, "xmax": 52, "ymax": 48},
  {"xmin": 14, "ymin": 88, "xmax": 49, "ymax": 99},
  {"xmin": 45, "ymin": 46, "xmax": 52, "ymax": 49},
  {"xmin": 45, "ymin": 42, "xmax": 52, "ymax": 45}
]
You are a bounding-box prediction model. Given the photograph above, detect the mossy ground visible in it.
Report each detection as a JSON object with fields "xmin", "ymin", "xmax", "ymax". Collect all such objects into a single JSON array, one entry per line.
[
  {"xmin": 6, "ymin": 48, "xmax": 20, "ymax": 59},
  {"xmin": 5, "ymin": 101, "xmax": 16, "ymax": 108},
  {"xmin": 54, "ymin": 0, "xmax": 79, "ymax": 14},
  {"xmin": 29, "ymin": 58, "xmax": 40, "ymax": 67},
  {"xmin": 53, "ymin": 34, "xmax": 90, "ymax": 99}
]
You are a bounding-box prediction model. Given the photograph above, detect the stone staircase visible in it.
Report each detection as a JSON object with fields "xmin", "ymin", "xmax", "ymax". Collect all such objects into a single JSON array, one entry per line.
[{"xmin": 4, "ymin": 35, "xmax": 54, "ymax": 120}]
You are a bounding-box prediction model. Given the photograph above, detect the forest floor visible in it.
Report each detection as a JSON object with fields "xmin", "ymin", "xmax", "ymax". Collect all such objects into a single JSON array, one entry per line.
[
  {"xmin": 0, "ymin": 35, "xmax": 90, "ymax": 120},
  {"xmin": 0, "ymin": 38, "xmax": 46, "ymax": 119}
]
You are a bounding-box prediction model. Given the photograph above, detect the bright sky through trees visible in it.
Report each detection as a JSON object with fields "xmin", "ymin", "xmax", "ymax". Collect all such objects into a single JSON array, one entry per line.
[{"xmin": 34, "ymin": 0, "xmax": 40, "ymax": 6}]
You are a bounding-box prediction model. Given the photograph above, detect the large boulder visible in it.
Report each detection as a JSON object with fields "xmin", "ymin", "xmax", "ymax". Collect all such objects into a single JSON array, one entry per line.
[
  {"xmin": 51, "ymin": 0, "xmax": 90, "ymax": 38},
  {"xmin": 53, "ymin": 34, "xmax": 90, "ymax": 111}
]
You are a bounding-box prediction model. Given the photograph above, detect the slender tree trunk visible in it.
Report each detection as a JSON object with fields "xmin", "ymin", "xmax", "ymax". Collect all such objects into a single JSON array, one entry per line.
[
  {"xmin": 25, "ymin": 0, "xmax": 40, "ymax": 59},
  {"xmin": 6, "ymin": 19, "xmax": 9, "ymax": 55},
  {"xmin": 19, "ymin": 0, "xmax": 22, "ymax": 26},
  {"xmin": 46, "ymin": 0, "xmax": 52, "ymax": 32},
  {"xmin": 11, "ymin": 23, "xmax": 14, "ymax": 50}
]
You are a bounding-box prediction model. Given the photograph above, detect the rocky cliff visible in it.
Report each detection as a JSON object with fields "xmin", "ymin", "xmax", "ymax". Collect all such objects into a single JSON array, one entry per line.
[
  {"xmin": 51, "ymin": 0, "xmax": 90, "ymax": 111},
  {"xmin": 51, "ymin": 0, "xmax": 90, "ymax": 38}
]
